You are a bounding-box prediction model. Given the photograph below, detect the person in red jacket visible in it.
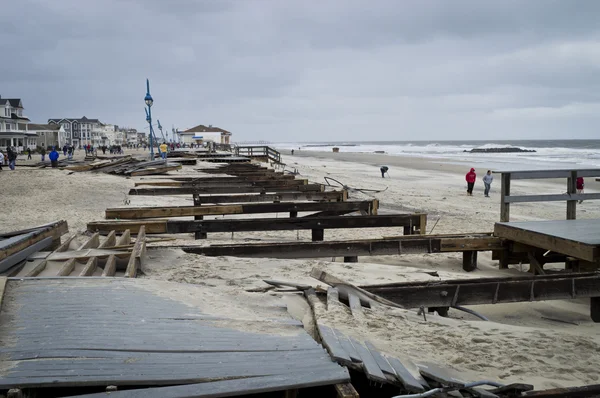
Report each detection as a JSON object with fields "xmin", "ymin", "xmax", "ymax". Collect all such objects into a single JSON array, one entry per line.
[
  {"xmin": 577, "ymin": 177, "xmax": 584, "ymax": 204},
  {"xmin": 465, "ymin": 168, "xmax": 476, "ymax": 196}
]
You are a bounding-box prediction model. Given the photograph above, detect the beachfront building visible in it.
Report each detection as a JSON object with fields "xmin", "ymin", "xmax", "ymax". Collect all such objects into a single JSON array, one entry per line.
[
  {"xmin": 28, "ymin": 123, "xmax": 66, "ymax": 149},
  {"xmin": 0, "ymin": 96, "xmax": 34, "ymax": 152},
  {"xmin": 137, "ymin": 132, "xmax": 147, "ymax": 146},
  {"xmin": 48, "ymin": 116, "xmax": 103, "ymax": 147},
  {"xmin": 177, "ymin": 124, "xmax": 232, "ymax": 146}
]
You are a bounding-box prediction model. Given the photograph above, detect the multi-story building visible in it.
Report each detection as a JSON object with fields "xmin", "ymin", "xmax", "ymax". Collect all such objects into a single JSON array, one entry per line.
[
  {"xmin": 0, "ymin": 95, "xmax": 35, "ymax": 152},
  {"xmin": 28, "ymin": 123, "xmax": 66, "ymax": 149},
  {"xmin": 91, "ymin": 124, "xmax": 119, "ymax": 147},
  {"xmin": 48, "ymin": 116, "xmax": 103, "ymax": 147},
  {"xmin": 137, "ymin": 132, "xmax": 147, "ymax": 146}
]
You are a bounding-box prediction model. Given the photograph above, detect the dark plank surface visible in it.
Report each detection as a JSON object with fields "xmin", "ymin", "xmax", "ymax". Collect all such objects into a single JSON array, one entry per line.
[
  {"xmin": 0, "ymin": 278, "xmax": 348, "ymax": 390},
  {"xmin": 495, "ymin": 219, "xmax": 600, "ymax": 246}
]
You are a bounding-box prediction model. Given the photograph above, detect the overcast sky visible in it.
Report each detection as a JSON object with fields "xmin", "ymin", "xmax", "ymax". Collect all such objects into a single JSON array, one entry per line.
[{"xmin": 2, "ymin": 0, "xmax": 600, "ymax": 142}]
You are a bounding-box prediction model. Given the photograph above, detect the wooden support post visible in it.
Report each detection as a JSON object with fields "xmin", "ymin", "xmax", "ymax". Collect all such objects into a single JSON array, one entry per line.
[
  {"xmin": 567, "ymin": 170, "xmax": 577, "ymax": 220},
  {"xmin": 284, "ymin": 389, "xmax": 298, "ymax": 398},
  {"xmin": 57, "ymin": 258, "xmax": 76, "ymax": 276},
  {"xmin": 194, "ymin": 215, "xmax": 207, "ymax": 239},
  {"xmin": 419, "ymin": 213, "xmax": 427, "ymax": 235},
  {"xmin": 102, "ymin": 254, "xmax": 117, "ymax": 277},
  {"xmin": 289, "ymin": 211, "xmax": 298, "ymax": 218},
  {"xmin": 335, "ymin": 383, "xmax": 360, "ymax": 398},
  {"xmin": 312, "ymin": 228, "xmax": 324, "ymax": 241},
  {"xmin": 98, "ymin": 230, "xmax": 117, "ymax": 249},
  {"xmin": 49, "ymin": 237, "xmax": 62, "ymax": 251},
  {"xmin": 343, "ymin": 256, "xmax": 358, "ymax": 263},
  {"xmin": 500, "ymin": 172, "xmax": 511, "ymax": 222},
  {"xmin": 125, "ymin": 226, "xmax": 146, "ymax": 278},
  {"xmin": 527, "ymin": 251, "xmax": 546, "ymax": 275},
  {"xmin": 498, "ymin": 249, "xmax": 510, "ymax": 269},
  {"xmin": 115, "ymin": 229, "xmax": 131, "ymax": 246},
  {"xmin": 7, "ymin": 389, "xmax": 23, "ymax": 398},
  {"xmin": 403, "ymin": 225, "xmax": 412, "ymax": 235},
  {"xmin": 591, "ymin": 297, "xmax": 600, "ymax": 323},
  {"xmin": 462, "ymin": 250, "xmax": 477, "ymax": 272}
]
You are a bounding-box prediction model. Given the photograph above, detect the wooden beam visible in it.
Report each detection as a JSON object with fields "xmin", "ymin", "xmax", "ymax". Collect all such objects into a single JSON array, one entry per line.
[
  {"xmin": 500, "ymin": 172, "xmax": 511, "ymax": 222},
  {"xmin": 0, "ymin": 276, "xmax": 6, "ymax": 312},
  {"xmin": 129, "ymin": 164, "xmax": 182, "ymax": 176},
  {"xmin": 77, "ymin": 232, "xmax": 100, "ymax": 250},
  {"xmin": 116, "ymin": 229, "xmax": 131, "ymax": 246},
  {"xmin": 567, "ymin": 170, "xmax": 577, "ymax": 220},
  {"xmin": 134, "ymin": 179, "xmax": 308, "ymax": 187},
  {"xmin": 0, "ymin": 220, "xmax": 68, "ymax": 261},
  {"xmin": 128, "ymin": 184, "xmax": 324, "ymax": 196},
  {"xmin": 193, "ymin": 191, "xmax": 347, "ymax": 204},
  {"xmin": 88, "ymin": 221, "xmax": 167, "ymax": 235},
  {"xmin": 175, "ymin": 234, "xmax": 500, "ymax": 259},
  {"xmin": 102, "ymin": 254, "xmax": 117, "ymax": 277},
  {"xmin": 125, "ymin": 226, "xmax": 146, "ymax": 278},
  {"xmin": 98, "ymin": 231, "xmax": 117, "ymax": 249},
  {"xmin": 56, "ymin": 258, "xmax": 76, "ymax": 276},
  {"xmin": 164, "ymin": 214, "xmax": 425, "ymax": 238},
  {"xmin": 79, "ymin": 257, "xmax": 98, "ymax": 276},
  {"xmin": 25, "ymin": 260, "xmax": 47, "ymax": 277},
  {"xmin": 105, "ymin": 201, "xmax": 376, "ymax": 220},
  {"xmin": 335, "ymin": 383, "xmax": 360, "ymax": 398},
  {"xmin": 55, "ymin": 234, "xmax": 76, "ymax": 252},
  {"xmin": 504, "ymin": 193, "xmax": 600, "ymax": 203},
  {"xmin": 495, "ymin": 169, "xmax": 600, "ymax": 179}
]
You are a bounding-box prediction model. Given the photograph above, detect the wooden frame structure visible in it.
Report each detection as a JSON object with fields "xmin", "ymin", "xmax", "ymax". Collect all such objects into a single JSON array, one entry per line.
[
  {"xmin": 193, "ymin": 191, "xmax": 348, "ymax": 204},
  {"xmin": 105, "ymin": 200, "xmax": 379, "ymax": 220},
  {"xmin": 174, "ymin": 233, "xmax": 499, "ymax": 265},
  {"xmin": 494, "ymin": 168, "xmax": 600, "ymax": 222},
  {"xmin": 359, "ymin": 272, "xmax": 600, "ymax": 322},
  {"xmin": 129, "ymin": 184, "xmax": 324, "ymax": 196},
  {"xmin": 88, "ymin": 214, "xmax": 426, "ymax": 241},
  {"xmin": 235, "ymin": 145, "xmax": 282, "ymax": 163}
]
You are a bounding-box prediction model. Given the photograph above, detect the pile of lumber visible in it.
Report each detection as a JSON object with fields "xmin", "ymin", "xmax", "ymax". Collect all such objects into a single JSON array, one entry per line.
[{"xmin": 64, "ymin": 156, "xmax": 182, "ymax": 176}]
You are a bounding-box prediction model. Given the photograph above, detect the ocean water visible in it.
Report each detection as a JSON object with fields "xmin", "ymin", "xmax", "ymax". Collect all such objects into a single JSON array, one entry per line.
[{"xmin": 273, "ymin": 140, "xmax": 600, "ymax": 170}]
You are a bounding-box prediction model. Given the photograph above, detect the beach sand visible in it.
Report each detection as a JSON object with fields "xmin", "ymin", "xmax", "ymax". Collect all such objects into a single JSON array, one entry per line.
[{"xmin": 1, "ymin": 148, "xmax": 599, "ymax": 389}]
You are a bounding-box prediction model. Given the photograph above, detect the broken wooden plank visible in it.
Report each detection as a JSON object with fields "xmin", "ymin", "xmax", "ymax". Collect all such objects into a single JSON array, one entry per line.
[
  {"xmin": 102, "ymin": 254, "xmax": 117, "ymax": 277},
  {"xmin": 47, "ymin": 249, "xmax": 131, "ymax": 262},
  {"xmin": 386, "ymin": 357, "xmax": 427, "ymax": 393},
  {"xmin": 55, "ymin": 234, "xmax": 77, "ymax": 252},
  {"xmin": 116, "ymin": 230, "xmax": 131, "ymax": 246},
  {"xmin": 193, "ymin": 191, "xmax": 347, "ymax": 204},
  {"xmin": 25, "ymin": 260, "xmax": 47, "ymax": 277},
  {"xmin": 88, "ymin": 221, "xmax": 167, "ymax": 235},
  {"xmin": 347, "ymin": 293, "xmax": 363, "ymax": 318},
  {"xmin": 125, "ymin": 226, "xmax": 146, "ymax": 278},
  {"xmin": 79, "ymin": 257, "xmax": 98, "ymax": 276},
  {"xmin": 0, "ymin": 221, "xmax": 68, "ymax": 261},
  {"xmin": 317, "ymin": 325, "xmax": 353, "ymax": 366},
  {"xmin": 0, "ymin": 277, "xmax": 6, "ymax": 311},
  {"xmin": 0, "ymin": 237, "xmax": 54, "ymax": 274},
  {"xmin": 327, "ymin": 287, "xmax": 340, "ymax": 311},
  {"xmin": 335, "ymin": 383, "xmax": 360, "ymax": 398},
  {"xmin": 349, "ymin": 338, "xmax": 387, "ymax": 383},
  {"xmin": 364, "ymin": 341, "xmax": 396, "ymax": 377},
  {"xmin": 418, "ymin": 363, "xmax": 466, "ymax": 388},
  {"xmin": 128, "ymin": 184, "xmax": 324, "ymax": 195},
  {"xmin": 335, "ymin": 332, "xmax": 362, "ymax": 363}
]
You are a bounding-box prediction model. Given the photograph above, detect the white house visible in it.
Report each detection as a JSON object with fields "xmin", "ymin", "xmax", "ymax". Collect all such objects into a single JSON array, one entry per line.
[
  {"xmin": 48, "ymin": 116, "xmax": 103, "ymax": 147},
  {"xmin": 28, "ymin": 123, "xmax": 66, "ymax": 149},
  {"xmin": 177, "ymin": 124, "xmax": 232, "ymax": 146},
  {"xmin": 0, "ymin": 95, "xmax": 34, "ymax": 152}
]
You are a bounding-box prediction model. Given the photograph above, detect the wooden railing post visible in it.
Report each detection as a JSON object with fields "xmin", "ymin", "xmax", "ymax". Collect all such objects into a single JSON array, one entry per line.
[
  {"xmin": 500, "ymin": 173, "xmax": 511, "ymax": 222},
  {"xmin": 567, "ymin": 170, "xmax": 577, "ymax": 220}
]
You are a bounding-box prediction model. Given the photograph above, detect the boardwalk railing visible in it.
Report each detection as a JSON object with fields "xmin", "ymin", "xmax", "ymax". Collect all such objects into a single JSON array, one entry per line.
[
  {"xmin": 494, "ymin": 168, "xmax": 600, "ymax": 222},
  {"xmin": 235, "ymin": 146, "xmax": 282, "ymax": 163}
]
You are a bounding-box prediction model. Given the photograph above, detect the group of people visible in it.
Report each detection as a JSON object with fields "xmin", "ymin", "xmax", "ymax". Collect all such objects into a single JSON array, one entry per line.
[{"xmin": 0, "ymin": 147, "xmax": 18, "ymax": 171}]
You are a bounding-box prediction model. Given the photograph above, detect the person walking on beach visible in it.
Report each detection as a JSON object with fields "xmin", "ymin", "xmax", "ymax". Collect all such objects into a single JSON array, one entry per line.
[
  {"xmin": 577, "ymin": 177, "xmax": 585, "ymax": 204},
  {"xmin": 483, "ymin": 170, "xmax": 493, "ymax": 197},
  {"xmin": 465, "ymin": 168, "xmax": 476, "ymax": 196},
  {"xmin": 40, "ymin": 147, "xmax": 46, "ymax": 162},
  {"xmin": 0, "ymin": 150, "xmax": 4, "ymax": 171},
  {"xmin": 62, "ymin": 145, "xmax": 67, "ymax": 156},
  {"xmin": 49, "ymin": 147, "xmax": 60, "ymax": 168},
  {"xmin": 27, "ymin": 148, "xmax": 32, "ymax": 160},
  {"xmin": 159, "ymin": 142, "xmax": 168, "ymax": 160}
]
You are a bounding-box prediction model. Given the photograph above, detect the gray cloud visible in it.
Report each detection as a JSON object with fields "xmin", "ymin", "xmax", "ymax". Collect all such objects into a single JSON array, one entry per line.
[{"xmin": 2, "ymin": 0, "xmax": 600, "ymax": 141}]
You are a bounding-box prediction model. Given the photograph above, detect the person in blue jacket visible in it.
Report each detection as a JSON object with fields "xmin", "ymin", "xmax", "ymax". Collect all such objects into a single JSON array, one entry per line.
[{"xmin": 49, "ymin": 147, "xmax": 60, "ymax": 168}]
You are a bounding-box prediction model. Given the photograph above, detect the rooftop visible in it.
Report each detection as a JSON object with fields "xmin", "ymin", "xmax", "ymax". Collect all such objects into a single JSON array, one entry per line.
[{"xmin": 182, "ymin": 124, "xmax": 231, "ymax": 134}]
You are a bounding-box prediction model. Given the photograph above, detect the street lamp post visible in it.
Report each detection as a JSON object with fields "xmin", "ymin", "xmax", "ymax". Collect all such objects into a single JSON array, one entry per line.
[{"xmin": 144, "ymin": 79, "xmax": 155, "ymax": 161}]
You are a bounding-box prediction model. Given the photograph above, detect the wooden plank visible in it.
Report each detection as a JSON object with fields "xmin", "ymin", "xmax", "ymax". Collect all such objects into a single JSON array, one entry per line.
[
  {"xmin": 79, "ymin": 257, "xmax": 98, "ymax": 276},
  {"xmin": 129, "ymin": 164, "xmax": 182, "ymax": 176},
  {"xmin": 500, "ymin": 172, "xmax": 510, "ymax": 222},
  {"xmin": 0, "ymin": 237, "xmax": 53, "ymax": 273},
  {"xmin": 347, "ymin": 293, "xmax": 363, "ymax": 318},
  {"xmin": 327, "ymin": 287, "xmax": 340, "ymax": 310},
  {"xmin": 129, "ymin": 184, "xmax": 323, "ymax": 196},
  {"xmin": 364, "ymin": 341, "xmax": 395, "ymax": 376},
  {"xmin": 116, "ymin": 230, "xmax": 131, "ymax": 246},
  {"xmin": 494, "ymin": 169, "xmax": 600, "ymax": 180},
  {"xmin": 567, "ymin": 170, "xmax": 577, "ymax": 220},
  {"xmin": 335, "ymin": 332, "xmax": 361, "ymax": 363},
  {"xmin": 504, "ymin": 193, "xmax": 600, "ymax": 203},
  {"xmin": 57, "ymin": 258, "xmax": 77, "ymax": 276},
  {"xmin": 193, "ymin": 191, "xmax": 347, "ymax": 204},
  {"xmin": 77, "ymin": 233, "xmax": 100, "ymax": 250},
  {"xmin": 317, "ymin": 325, "xmax": 352, "ymax": 366},
  {"xmin": 25, "ymin": 260, "xmax": 47, "ymax": 277},
  {"xmin": 350, "ymin": 338, "xmax": 387, "ymax": 383},
  {"xmin": 386, "ymin": 356, "xmax": 427, "ymax": 393},
  {"xmin": 0, "ymin": 220, "xmax": 68, "ymax": 261},
  {"xmin": 0, "ymin": 277, "xmax": 6, "ymax": 312},
  {"xmin": 105, "ymin": 201, "xmax": 375, "ymax": 220},
  {"xmin": 165, "ymin": 214, "xmax": 425, "ymax": 235},
  {"xmin": 88, "ymin": 221, "xmax": 167, "ymax": 235},
  {"xmin": 47, "ymin": 249, "xmax": 131, "ymax": 262},
  {"xmin": 98, "ymin": 231, "xmax": 117, "ymax": 249},
  {"xmin": 125, "ymin": 226, "xmax": 146, "ymax": 278},
  {"xmin": 134, "ymin": 179, "xmax": 308, "ymax": 188},
  {"xmin": 418, "ymin": 363, "xmax": 466, "ymax": 388},
  {"xmin": 101, "ymin": 254, "xmax": 117, "ymax": 277}
]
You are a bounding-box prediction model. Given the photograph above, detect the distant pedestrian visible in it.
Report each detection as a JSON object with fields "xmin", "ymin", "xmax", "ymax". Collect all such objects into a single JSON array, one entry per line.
[
  {"xmin": 49, "ymin": 147, "xmax": 60, "ymax": 168},
  {"xmin": 380, "ymin": 166, "xmax": 389, "ymax": 178},
  {"xmin": 577, "ymin": 177, "xmax": 584, "ymax": 204},
  {"xmin": 291, "ymin": 149, "xmax": 294, "ymax": 155},
  {"xmin": 7, "ymin": 148, "xmax": 17, "ymax": 170},
  {"xmin": 483, "ymin": 170, "xmax": 493, "ymax": 197},
  {"xmin": 40, "ymin": 147, "xmax": 46, "ymax": 162},
  {"xmin": 0, "ymin": 151, "xmax": 4, "ymax": 171},
  {"xmin": 27, "ymin": 148, "xmax": 32, "ymax": 160},
  {"xmin": 67, "ymin": 146, "xmax": 73, "ymax": 160},
  {"xmin": 465, "ymin": 168, "xmax": 476, "ymax": 196},
  {"xmin": 159, "ymin": 142, "xmax": 168, "ymax": 159},
  {"xmin": 62, "ymin": 145, "xmax": 67, "ymax": 156}
]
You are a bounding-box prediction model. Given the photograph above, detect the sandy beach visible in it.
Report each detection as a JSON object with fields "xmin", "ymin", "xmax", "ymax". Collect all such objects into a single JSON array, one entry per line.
[{"xmin": 2, "ymin": 149, "xmax": 600, "ymax": 389}]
